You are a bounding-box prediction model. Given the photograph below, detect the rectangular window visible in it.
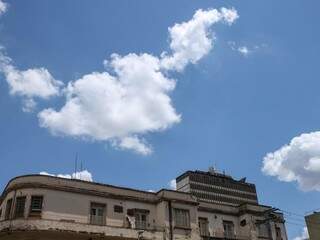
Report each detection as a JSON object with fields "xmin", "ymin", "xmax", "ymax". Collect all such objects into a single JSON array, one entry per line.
[
  {"xmin": 223, "ymin": 221, "xmax": 234, "ymax": 238},
  {"xmin": 90, "ymin": 203, "xmax": 106, "ymax": 225},
  {"xmin": 0, "ymin": 208, "xmax": 2, "ymax": 219},
  {"xmin": 14, "ymin": 196, "xmax": 26, "ymax": 218},
  {"xmin": 174, "ymin": 208, "xmax": 190, "ymax": 228},
  {"xmin": 258, "ymin": 223, "xmax": 270, "ymax": 238},
  {"xmin": 5, "ymin": 198, "xmax": 12, "ymax": 220},
  {"xmin": 135, "ymin": 211, "xmax": 148, "ymax": 229},
  {"xmin": 114, "ymin": 205, "xmax": 123, "ymax": 213},
  {"xmin": 199, "ymin": 217, "xmax": 209, "ymax": 236},
  {"xmin": 275, "ymin": 226, "xmax": 282, "ymax": 240},
  {"xmin": 29, "ymin": 196, "xmax": 43, "ymax": 216}
]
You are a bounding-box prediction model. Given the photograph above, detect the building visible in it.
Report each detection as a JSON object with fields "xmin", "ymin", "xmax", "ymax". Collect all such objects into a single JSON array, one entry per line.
[
  {"xmin": 176, "ymin": 170, "xmax": 258, "ymax": 206},
  {"xmin": 0, "ymin": 170, "xmax": 288, "ymax": 240},
  {"xmin": 305, "ymin": 212, "xmax": 320, "ymax": 240}
]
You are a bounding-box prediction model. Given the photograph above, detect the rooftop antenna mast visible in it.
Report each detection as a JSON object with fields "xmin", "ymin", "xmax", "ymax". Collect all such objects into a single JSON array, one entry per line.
[
  {"xmin": 80, "ymin": 158, "xmax": 83, "ymax": 180},
  {"xmin": 74, "ymin": 152, "xmax": 78, "ymax": 179}
]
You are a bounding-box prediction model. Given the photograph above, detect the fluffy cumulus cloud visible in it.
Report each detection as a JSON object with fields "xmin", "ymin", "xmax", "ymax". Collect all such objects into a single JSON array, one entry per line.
[
  {"xmin": 161, "ymin": 8, "xmax": 238, "ymax": 71},
  {"xmin": 0, "ymin": 53, "xmax": 63, "ymax": 112},
  {"xmin": 38, "ymin": 8, "xmax": 238, "ymax": 155},
  {"xmin": 39, "ymin": 170, "xmax": 93, "ymax": 182},
  {"xmin": 293, "ymin": 227, "xmax": 309, "ymax": 240},
  {"xmin": 0, "ymin": 0, "xmax": 7, "ymax": 16},
  {"xmin": 262, "ymin": 131, "xmax": 320, "ymax": 191}
]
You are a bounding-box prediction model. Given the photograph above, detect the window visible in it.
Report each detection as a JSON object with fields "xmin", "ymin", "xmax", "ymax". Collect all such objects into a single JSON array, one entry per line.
[
  {"xmin": 14, "ymin": 196, "xmax": 26, "ymax": 218},
  {"xmin": 0, "ymin": 208, "xmax": 2, "ymax": 219},
  {"xmin": 90, "ymin": 203, "xmax": 106, "ymax": 225},
  {"xmin": 30, "ymin": 196, "xmax": 43, "ymax": 214},
  {"xmin": 135, "ymin": 211, "xmax": 148, "ymax": 229},
  {"xmin": 199, "ymin": 217, "xmax": 209, "ymax": 236},
  {"xmin": 258, "ymin": 223, "xmax": 270, "ymax": 238},
  {"xmin": 174, "ymin": 208, "xmax": 190, "ymax": 228},
  {"xmin": 223, "ymin": 221, "xmax": 234, "ymax": 238},
  {"xmin": 275, "ymin": 226, "xmax": 282, "ymax": 240},
  {"xmin": 114, "ymin": 205, "xmax": 123, "ymax": 213},
  {"xmin": 5, "ymin": 198, "xmax": 12, "ymax": 220}
]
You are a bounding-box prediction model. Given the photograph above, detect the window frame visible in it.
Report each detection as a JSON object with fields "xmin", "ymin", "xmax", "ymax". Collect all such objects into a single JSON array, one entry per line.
[
  {"xmin": 114, "ymin": 205, "xmax": 123, "ymax": 214},
  {"xmin": 14, "ymin": 196, "xmax": 26, "ymax": 219},
  {"xmin": 199, "ymin": 217, "xmax": 210, "ymax": 237},
  {"xmin": 223, "ymin": 220, "xmax": 235, "ymax": 238},
  {"xmin": 134, "ymin": 211, "xmax": 148, "ymax": 230},
  {"xmin": 173, "ymin": 208, "xmax": 190, "ymax": 229},
  {"xmin": 90, "ymin": 202, "xmax": 106, "ymax": 226},
  {"xmin": 29, "ymin": 195, "xmax": 43, "ymax": 217},
  {"xmin": 5, "ymin": 198, "xmax": 13, "ymax": 220}
]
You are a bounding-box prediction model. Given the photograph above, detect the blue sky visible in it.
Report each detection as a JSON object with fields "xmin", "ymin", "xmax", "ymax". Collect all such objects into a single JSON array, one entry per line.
[{"xmin": 0, "ymin": 1, "xmax": 319, "ymax": 239}]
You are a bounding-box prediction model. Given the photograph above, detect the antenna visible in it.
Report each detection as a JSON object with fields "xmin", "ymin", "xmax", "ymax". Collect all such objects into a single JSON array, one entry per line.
[
  {"xmin": 74, "ymin": 153, "xmax": 78, "ymax": 179},
  {"xmin": 80, "ymin": 159, "xmax": 83, "ymax": 180}
]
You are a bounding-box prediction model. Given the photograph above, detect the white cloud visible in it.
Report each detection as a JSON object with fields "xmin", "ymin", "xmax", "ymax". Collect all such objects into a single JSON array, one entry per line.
[
  {"xmin": 113, "ymin": 136, "xmax": 153, "ymax": 155},
  {"xmin": 22, "ymin": 98, "xmax": 37, "ymax": 113},
  {"xmin": 262, "ymin": 131, "xmax": 320, "ymax": 191},
  {"xmin": 169, "ymin": 179, "xmax": 177, "ymax": 190},
  {"xmin": 293, "ymin": 227, "xmax": 309, "ymax": 240},
  {"xmin": 0, "ymin": 0, "xmax": 7, "ymax": 16},
  {"xmin": 228, "ymin": 41, "xmax": 267, "ymax": 57},
  {"xmin": 237, "ymin": 46, "xmax": 250, "ymax": 56},
  {"xmin": 40, "ymin": 170, "xmax": 93, "ymax": 182},
  {"xmin": 38, "ymin": 8, "xmax": 238, "ymax": 155},
  {"xmin": 0, "ymin": 53, "xmax": 63, "ymax": 111},
  {"xmin": 38, "ymin": 54, "xmax": 180, "ymax": 154},
  {"xmin": 161, "ymin": 8, "xmax": 238, "ymax": 71}
]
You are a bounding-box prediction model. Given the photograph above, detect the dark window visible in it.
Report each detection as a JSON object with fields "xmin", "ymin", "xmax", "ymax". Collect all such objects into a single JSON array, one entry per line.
[
  {"xmin": 258, "ymin": 223, "xmax": 270, "ymax": 238},
  {"xmin": 114, "ymin": 205, "xmax": 123, "ymax": 213},
  {"xmin": 275, "ymin": 226, "xmax": 282, "ymax": 240},
  {"xmin": 14, "ymin": 196, "xmax": 26, "ymax": 218},
  {"xmin": 174, "ymin": 208, "xmax": 190, "ymax": 228},
  {"xmin": 30, "ymin": 196, "xmax": 43, "ymax": 213},
  {"xmin": 199, "ymin": 218, "xmax": 209, "ymax": 236},
  {"xmin": 5, "ymin": 199, "xmax": 12, "ymax": 220},
  {"xmin": 0, "ymin": 208, "xmax": 2, "ymax": 219},
  {"xmin": 223, "ymin": 221, "xmax": 235, "ymax": 238},
  {"xmin": 135, "ymin": 211, "xmax": 148, "ymax": 229},
  {"xmin": 90, "ymin": 203, "xmax": 106, "ymax": 225}
]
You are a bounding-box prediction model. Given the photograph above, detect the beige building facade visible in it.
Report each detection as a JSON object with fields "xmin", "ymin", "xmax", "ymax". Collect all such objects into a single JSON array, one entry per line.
[{"xmin": 0, "ymin": 173, "xmax": 287, "ymax": 240}]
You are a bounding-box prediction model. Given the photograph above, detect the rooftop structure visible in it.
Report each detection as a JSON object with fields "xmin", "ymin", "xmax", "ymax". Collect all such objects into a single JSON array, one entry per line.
[{"xmin": 176, "ymin": 170, "xmax": 258, "ymax": 206}]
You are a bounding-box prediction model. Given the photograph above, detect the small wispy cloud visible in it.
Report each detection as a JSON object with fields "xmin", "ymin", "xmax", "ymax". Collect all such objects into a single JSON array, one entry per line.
[
  {"xmin": 0, "ymin": 0, "xmax": 8, "ymax": 16},
  {"xmin": 228, "ymin": 41, "xmax": 266, "ymax": 57},
  {"xmin": 169, "ymin": 179, "xmax": 176, "ymax": 190},
  {"xmin": 237, "ymin": 46, "xmax": 250, "ymax": 56}
]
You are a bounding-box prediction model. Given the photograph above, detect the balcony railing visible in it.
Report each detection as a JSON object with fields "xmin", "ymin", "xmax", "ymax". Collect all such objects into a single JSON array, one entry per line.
[
  {"xmin": 135, "ymin": 220, "xmax": 147, "ymax": 230},
  {"xmin": 202, "ymin": 235, "xmax": 249, "ymax": 240}
]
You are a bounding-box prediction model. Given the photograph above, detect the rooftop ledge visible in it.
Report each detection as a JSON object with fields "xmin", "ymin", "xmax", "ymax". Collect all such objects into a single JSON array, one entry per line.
[{"xmin": 0, "ymin": 174, "xmax": 198, "ymax": 206}]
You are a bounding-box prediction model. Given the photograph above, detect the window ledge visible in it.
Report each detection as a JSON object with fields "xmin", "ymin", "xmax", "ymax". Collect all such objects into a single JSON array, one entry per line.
[{"xmin": 174, "ymin": 226, "xmax": 191, "ymax": 230}]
